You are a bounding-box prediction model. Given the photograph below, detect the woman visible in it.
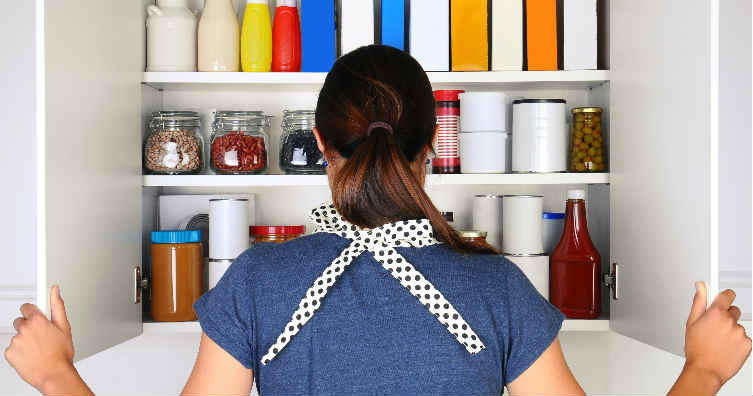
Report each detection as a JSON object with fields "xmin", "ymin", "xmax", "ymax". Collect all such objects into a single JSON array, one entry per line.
[{"xmin": 5, "ymin": 45, "xmax": 751, "ymax": 395}]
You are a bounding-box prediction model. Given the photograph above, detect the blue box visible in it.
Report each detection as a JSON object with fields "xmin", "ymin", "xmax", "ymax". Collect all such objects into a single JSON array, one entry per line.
[
  {"xmin": 381, "ymin": 0, "xmax": 405, "ymax": 50},
  {"xmin": 301, "ymin": 0, "xmax": 336, "ymax": 72}
]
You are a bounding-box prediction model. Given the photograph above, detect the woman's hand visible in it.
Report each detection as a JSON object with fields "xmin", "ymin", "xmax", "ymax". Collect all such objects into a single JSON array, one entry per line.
[
  {"xmin": 4, "ymin": 285, "xmax": 93, "ymax": 395},
  {"xmin": 668, "ymin": 282, "xmax": 751, "ymax": 395}
]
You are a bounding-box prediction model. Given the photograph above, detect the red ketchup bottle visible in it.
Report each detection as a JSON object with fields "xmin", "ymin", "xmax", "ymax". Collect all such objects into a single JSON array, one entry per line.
[
  {"xmin": 271, "ymin": 0, "xmax": 301, "ymax": 72},
  {"xmin": 550, "ymin": 189, "xmax": 601, "ymax": 319}
]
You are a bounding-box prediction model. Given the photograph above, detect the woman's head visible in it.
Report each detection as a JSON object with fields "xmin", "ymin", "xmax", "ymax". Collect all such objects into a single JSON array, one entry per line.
[{"xmin": 314, "ymin": 45, "xmax": 495, "ymax": 254}]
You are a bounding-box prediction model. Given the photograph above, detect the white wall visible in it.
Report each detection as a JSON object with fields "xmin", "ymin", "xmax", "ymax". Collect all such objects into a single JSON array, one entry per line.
[{"xmin": 0, "ymin": 0, "xmax": 37, "ymax": 332}]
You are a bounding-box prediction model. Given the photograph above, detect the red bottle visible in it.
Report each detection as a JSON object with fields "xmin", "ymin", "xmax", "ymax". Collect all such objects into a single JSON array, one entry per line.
[
  {"xmin": 550, "ymin": 189, "xmax": 601, "ymax": 319},
  {"xmin": 272, "ymin": 0, "xmax": 302, "ymax": 72}
]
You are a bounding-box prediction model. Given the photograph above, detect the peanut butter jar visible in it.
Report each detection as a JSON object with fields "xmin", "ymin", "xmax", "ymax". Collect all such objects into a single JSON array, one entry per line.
[{"xmin": 150, "ymin": 230, "xmax": 203, "ymax": 322}]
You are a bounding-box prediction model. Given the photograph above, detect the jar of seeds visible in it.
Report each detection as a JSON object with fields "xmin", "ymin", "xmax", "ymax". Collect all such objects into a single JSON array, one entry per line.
[
  {"xmin": 279, "ymin": 110, "xmax": 325, "ymax": 174},
  {"xmin": 144, "ymin": 111, "xmax": 204, "ymax": 174}
]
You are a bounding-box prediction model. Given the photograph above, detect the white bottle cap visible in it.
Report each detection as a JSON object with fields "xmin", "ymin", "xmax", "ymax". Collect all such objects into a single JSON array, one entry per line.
[
  {"xmin": 277, "ymin": 0, "xmax": 296, "ymax": 6},
  {"xmin": 568, "ymin": 189, "xmax": 586, "ymax": 200},
  {"xmin": 247, "ymin": 0, "xmax": 269, "ymax": 4}
]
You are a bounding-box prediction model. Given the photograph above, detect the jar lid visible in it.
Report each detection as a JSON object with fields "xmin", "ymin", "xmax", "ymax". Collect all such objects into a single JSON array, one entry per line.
[
  {"xmin": 433, "ymin": 90, "xmax": 465, "ymax": 102},
  {"xmin": 151, "ymin": 230, "xmax": 202, "ymax": 244},
  {"xmin": 218, "ymin": 115, "xmax": 271, "ymax": 128},
  {"xmin": 151, "ymin": 111, "xmax": 199, "ymax": 118},
  {"xmin": 512, "ymin": 99, "xmax": 566, "ymax": 104},
  {"xmin": 571, "ymin": 107, "xmax": 603, "ymax": 113},
  {"xmin": 153, "ymin": 116, "xmax": 201, "ymax": 128},
  {"xmin": 543, "ymin": 212, "xmax": 565, "ymax": 219},
  {"xmin": 216, "ymin": 110, "xmax": 266, "ymax": 119},
  {"xmin": 458, "ymin": 230, "xmax": 487, "ymax": 238},
  {"xmin": 250, "ymin": 225, "xmax": 306, "ymax": 236}
]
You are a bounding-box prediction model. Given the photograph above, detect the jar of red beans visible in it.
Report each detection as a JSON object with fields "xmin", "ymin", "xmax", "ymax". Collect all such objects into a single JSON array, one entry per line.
[{"xmin": 210, "ymin": 115, "xmax": 271, "ymax": 174}]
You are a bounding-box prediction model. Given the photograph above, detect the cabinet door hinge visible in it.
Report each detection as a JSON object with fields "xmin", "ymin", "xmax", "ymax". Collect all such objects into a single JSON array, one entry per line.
[
  {"xmin": 133, "ymin": 267, "xmax": 149, "ymax": 304},
  {"xmin": 603, "ymin": 262, "xmax": 619, "ymax": 300}
]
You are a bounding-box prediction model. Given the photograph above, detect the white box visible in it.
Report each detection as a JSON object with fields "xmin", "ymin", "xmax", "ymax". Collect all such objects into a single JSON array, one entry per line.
[
  {"xmin": 340, "ymin": 0, "xmax": 374, "ymax": 55},
  {"xmin": 505, "ymin": 255, "xmax": 550, "ymax": 300},
  {"xmin": 491, "ymin": 0, "xmax": 523, "ymax": 71},
  {"xmin": 409, "ymin": 0, "xmax": 450, "ymax": 72},
  {"xmin": 564, "ymin": 0, "xmax": 598, "ymax": 70}
]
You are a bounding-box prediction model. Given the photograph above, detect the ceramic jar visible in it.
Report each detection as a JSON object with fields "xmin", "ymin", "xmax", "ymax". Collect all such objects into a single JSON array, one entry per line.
[{"xmin": 146, "ymin": 0, "xmax": 197, "ymax": 72}]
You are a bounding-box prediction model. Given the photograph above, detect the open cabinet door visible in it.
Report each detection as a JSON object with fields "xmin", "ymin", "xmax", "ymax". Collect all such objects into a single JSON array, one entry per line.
[
  {"xmin": 38, "ymin": 0, "xmax": 145, "ymax": 360},
  {"xmin": 609, "ymin": 0, "xmax": 719, "ymax": 355}
]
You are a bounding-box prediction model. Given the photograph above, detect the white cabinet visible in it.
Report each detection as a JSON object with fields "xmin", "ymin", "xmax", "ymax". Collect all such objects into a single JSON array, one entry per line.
[{"xmin": 1, "ymin": 1, "xmax": 749, "ymax": 387}]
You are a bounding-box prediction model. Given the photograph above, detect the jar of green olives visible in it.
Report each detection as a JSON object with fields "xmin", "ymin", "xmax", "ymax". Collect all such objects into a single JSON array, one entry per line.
[{"xmin": 570, "ymin": 107, "xmax": 605, "ymax": 171}]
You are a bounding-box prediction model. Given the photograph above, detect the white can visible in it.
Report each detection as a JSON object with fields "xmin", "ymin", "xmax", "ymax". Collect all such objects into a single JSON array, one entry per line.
[
  {"xmin": 459, "ymin": 131, "xmax": 511, "ymax": 173},
  {"xmin": 458, "ymin": 92, "xmax": 509, "ymax": 132},
  {"xmin": 502, "ymin": 195, "xmax": 544, "ymax": 255},
  {"xmin": 542, "ymin": 212, "xmax": 565, "ymax": 253},
  {"xmin": 505, "ymin": 255, "xmax": 549, "ymax": 299},
  {"xmin": 512, "ymin": 99, "xmax": 568, "ymax": 172},
  {"xmin": 472, "ymin": 195, "xmax": 504, "ymax": 250},
  {"xmin": 209, "ymin": 198, "xmax": 249, "ymax": 260},
  {"xmin": 208, "ymin": 259, "xmax": 233, "ymax": 290}
]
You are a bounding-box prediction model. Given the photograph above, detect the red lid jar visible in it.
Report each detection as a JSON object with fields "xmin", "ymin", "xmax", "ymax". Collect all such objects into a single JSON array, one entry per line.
[
  {"xmin": 250, "ymin": 225, "xmax": 305, "ymax": 243},
  {"xmin": 433, "ymin": 90, "xmax": 464, "ymax": 174}
]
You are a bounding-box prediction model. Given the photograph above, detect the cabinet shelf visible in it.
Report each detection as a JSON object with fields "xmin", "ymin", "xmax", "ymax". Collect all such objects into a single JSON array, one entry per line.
[
  {"xmin": 142, "ymin": 173, "xmax": 609, "ymax": 187},
  {"xmin": 142, "ymin": 70, "xmax": 610, "ymax": 90},
  {"xmin": 142, "ymin": 318, "xmax": 610, "ymax": 333}
]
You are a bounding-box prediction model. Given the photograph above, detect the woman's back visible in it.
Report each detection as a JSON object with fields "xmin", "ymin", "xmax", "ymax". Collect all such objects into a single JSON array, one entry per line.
[{"xmin": 195, "ymin": 230, "xmax": 562, "ymax": 395}]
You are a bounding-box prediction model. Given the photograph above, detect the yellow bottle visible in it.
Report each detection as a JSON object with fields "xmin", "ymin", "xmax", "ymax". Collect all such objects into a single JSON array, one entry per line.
[{"xmin": 241, "ymin": 0, "xmax": 272, "ymax": 72}]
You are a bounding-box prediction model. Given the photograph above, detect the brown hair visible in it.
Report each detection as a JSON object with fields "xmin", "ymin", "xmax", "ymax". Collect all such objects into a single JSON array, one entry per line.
[{"xmin": 315, "ymin": 45, "xmax": 496, "ymax": 254}]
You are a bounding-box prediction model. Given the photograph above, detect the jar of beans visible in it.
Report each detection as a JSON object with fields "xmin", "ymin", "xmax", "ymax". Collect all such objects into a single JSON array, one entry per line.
[
  {"xmin": 280, "ymin": 110, "xmax": 325, "ymax": 174},
  {"xmin": 211, "ymin": 115, "xmax": 270, "ymax": 174},
  {"xmin": 570, "ymin": 107, "xmax": 605, "ymax": 172},
  {"xmin": 144, "ymin": 112, "xmax": 204, "ymax": 174}
]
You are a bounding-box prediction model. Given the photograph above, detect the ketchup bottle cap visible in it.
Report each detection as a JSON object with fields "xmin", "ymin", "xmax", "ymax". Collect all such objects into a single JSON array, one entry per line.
[{"xmin": 567, "ymin": 189, "xmax": 586, "ymax": 200}]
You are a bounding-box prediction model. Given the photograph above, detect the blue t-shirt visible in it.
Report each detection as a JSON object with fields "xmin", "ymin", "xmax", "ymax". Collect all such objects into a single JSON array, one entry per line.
[{"xmin": 194, "ymin": 233, "xmax": 563, "ymax": 395}]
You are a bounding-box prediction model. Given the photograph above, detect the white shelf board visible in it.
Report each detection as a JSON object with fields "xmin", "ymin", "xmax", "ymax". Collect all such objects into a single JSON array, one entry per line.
[
  {"xmin": 143, "ymin": 173, "xmax": 609, "ymax": 187},
  {"xmin": 143, "ymin": 70, "xmax": 610, "ymax": 90},
  {"xmin": 143, "ymin": 318, "xmax": 610, "ymax": 334}
]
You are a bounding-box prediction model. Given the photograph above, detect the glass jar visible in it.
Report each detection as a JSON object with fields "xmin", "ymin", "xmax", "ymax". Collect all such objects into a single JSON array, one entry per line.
[
  {"xmin": 144, "ymin": 112, "xmax": 204, "ymax": 174},
  {"xmin": 150, "ymin": 230, "xmax": 203, "ymax": 322},
  {"xmin": 570, "ymin": 107, "xmax": 605, "ymax": 172},
  {"xmin": 458, "ymin": 230, "xmax": 488, "ymax": 244},
  {"xmin": 279, "ymin": 110, "xmax": 325, "ymax": 174},
  {"xmin": 210, "ymin": 115, "xmax": 270, "ymax": 174},
  {"xmin": 250, "ymin": 225, "xmax": 305, "ymax": 243}
]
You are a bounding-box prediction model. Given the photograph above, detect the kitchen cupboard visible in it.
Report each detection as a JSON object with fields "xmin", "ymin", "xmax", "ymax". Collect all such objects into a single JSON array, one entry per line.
[{"xmin": 0, "ymin": 0, "xmax": 750, "ymax": 394}]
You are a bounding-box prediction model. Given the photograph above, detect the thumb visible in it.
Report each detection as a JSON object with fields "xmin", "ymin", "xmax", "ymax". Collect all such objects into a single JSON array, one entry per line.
[
  {"xmin": 687, "ymin": 281, "xmax": 707, "ymax": 326},
  {"xmin": 50, "ymin": 285, "xmax": 71, "ymax": 334}
]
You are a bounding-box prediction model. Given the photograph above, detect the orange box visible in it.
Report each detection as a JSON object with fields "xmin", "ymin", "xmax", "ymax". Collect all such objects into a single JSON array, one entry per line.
[
  {"xmin": 451, "ymin": 0, "xmax": 488, "ymax": 71},
  {"xmin": 526, "ymin": 0, "xmax": 558, "ymax": 70}
]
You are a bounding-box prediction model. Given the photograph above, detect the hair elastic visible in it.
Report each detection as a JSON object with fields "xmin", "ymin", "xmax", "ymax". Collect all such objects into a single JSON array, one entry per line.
[{"xmin": 367, "ymin": 121, "xmax": 393, "ymax": 136}]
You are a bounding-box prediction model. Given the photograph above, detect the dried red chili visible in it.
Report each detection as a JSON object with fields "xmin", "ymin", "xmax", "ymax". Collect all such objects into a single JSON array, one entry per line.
[{"xmin": 211, "ymin": 131, "xmax": 268, "ymax": 173}]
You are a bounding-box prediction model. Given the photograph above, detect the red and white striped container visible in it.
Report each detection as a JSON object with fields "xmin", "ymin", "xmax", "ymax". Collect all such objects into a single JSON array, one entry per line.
[{"xmin": 432, "ymin": 89, "xmax": 464, "ymax": 174}]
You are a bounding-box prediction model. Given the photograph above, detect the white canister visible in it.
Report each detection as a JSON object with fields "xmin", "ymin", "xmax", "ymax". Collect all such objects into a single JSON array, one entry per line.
[
  {"xmin": 208, "ymin": 259, "xmax": 233, "ymax": 290},
  {"xmin": 472, "ymin": 195, "xmax": 503, "ymax": 250},
  {"xmin": 459, "ymin": 131, "xmax": 511, "ymax": 173},
  {"xmin": 198, "ymin": 0, "xmax": 240, "ymax": 72},
  {"xmin": 542, "ymin": 212, "xmax": 565, "ymax": 253},
  {"xmin": 505, "ymin": 255, "xmax": 549, "ymax": 299},
  {"xmin": 209, "ymin": 198, "xmax": 249, "ymax": 260},
  {"xmin": 458, "ymin": 92, "xmax": 509, "ymax": 132},
  {"xmin": 502, "ymin": 195, "xmax": 544, "ymax": 255},
  {"xmin": 146, "ymin": 0, "xmax": 198, "ymax": 72},
  {"xmin": 512, "ymin": 99, "xmax": 568, "ymax": 172}
]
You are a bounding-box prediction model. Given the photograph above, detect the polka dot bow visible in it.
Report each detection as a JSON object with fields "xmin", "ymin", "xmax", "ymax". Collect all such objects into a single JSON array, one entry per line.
[{"xmin": 261, "ymin": 203, "xmax": 486, "ymax": 365}]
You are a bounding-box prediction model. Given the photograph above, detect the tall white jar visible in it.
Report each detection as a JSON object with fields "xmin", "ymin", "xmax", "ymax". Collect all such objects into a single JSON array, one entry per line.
[
  {"xmin": 146, "ymin": 0, "xmax": 197, "ymax": 72},
  {"xmin": 198, "ymin": 0, "xmax": 240, "ymax": 72}
]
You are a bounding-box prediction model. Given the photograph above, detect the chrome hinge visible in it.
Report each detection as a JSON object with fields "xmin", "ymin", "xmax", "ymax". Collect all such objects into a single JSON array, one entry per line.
[
  {"xmin": 133, "ymin": 267, "xmax": 149, "ymax": 304},
  {"xmin": 603, "ymin": 262, "xmax": 619, "ymax": 300}
]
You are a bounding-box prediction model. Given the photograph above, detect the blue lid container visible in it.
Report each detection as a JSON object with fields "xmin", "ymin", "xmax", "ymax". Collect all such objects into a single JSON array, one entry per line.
[
  {"xmin": 543, "ymin": 212, "xmax": 565, "ymax": 220},
  {"xmin": 151, "ymin": 230, "xmax": 202, "ymax": 244}
]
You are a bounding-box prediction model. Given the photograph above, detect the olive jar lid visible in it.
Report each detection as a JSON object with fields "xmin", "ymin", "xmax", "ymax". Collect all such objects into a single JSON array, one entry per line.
[
  {"xmin": 459, "ymin": 231, "xmax": 487, "ymax": 238},
  {"xmin": 571, "ymin": 107, "xmax": 603, "ymax": 113}
]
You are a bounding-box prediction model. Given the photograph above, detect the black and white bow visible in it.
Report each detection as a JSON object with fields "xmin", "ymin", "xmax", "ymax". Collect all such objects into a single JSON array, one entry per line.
[{"xmin": 261, "ymin": 203, "xmax": 486, "ymax": 365}]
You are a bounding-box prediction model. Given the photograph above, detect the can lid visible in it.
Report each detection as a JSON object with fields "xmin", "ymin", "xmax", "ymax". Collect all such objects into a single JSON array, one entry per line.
[
  {"xmin": 250, "ymin": 225, "xmax": 305, "ymax": 236},
  {"xmin": 572, "ymin": 107, "xmax": 603, "ymax": 113},
  {"xmin": 459, "ymin": 231, "xmax": 487, "ymax": 238},
  {"xmin": 567, "ymin": 189, "xmax": 586, "ymax": 200},
  {"xmin": 151, "ymin": 230, "xmax": 202, "ymax": 244},
  {"xmin": 512, "ymin": 98, "xmax": 566, "ymax": 104},
  {"xmin": 433, "ymin": 90, "xmax": 465, "ymax": 102},
  {"xmin": 543, "ymin": 212, "xmax": 566, "ymax": 219}
]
